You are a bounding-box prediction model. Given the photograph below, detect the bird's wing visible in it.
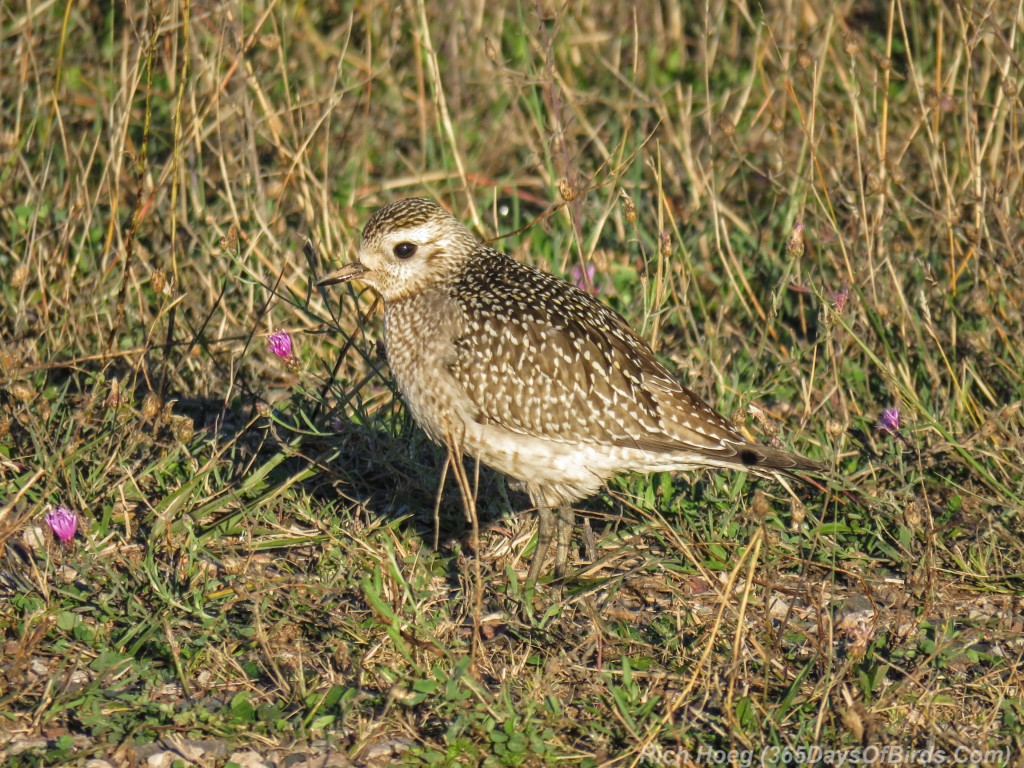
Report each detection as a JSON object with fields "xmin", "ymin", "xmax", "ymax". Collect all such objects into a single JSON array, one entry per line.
[{"xmin": 446, "ymin": 250, "xmax": 751, "ymax": 461}]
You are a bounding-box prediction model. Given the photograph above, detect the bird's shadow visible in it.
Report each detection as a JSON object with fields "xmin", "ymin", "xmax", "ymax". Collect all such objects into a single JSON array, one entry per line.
[{"xmin": 282, "ymin": 399, "xmax": 527, "ymax": 590}]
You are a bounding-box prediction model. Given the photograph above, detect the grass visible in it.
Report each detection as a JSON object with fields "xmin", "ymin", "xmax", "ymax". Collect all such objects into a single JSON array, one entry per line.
[{"xmin": 1, "ymin": 0, "xmax": 1022, "ymax": 765}]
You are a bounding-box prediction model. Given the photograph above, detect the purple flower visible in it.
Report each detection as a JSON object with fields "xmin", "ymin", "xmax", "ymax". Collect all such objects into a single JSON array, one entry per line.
[
  {"xmin": 876, "ymin": 407, "xmax": 901, "ymax": 434},
  {"xmin": 45, "ymin": 506, "xmax": 78, "ymax": 543},
  {"xmin": 831, "ymin": 287, "xmax": 850, "ymax": 313},
  {"xmin": 267, "ymin": 330, "xmax": 293, "ymax": 361},
  {"xmin": 570, "ymin": 263, "xmax": 598, "ymax": 294}
]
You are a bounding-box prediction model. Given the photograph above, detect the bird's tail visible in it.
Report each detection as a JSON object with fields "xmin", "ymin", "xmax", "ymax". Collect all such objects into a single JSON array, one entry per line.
[{"xmin": 742, "ymin": 442, "xmax": 824, "ymax": 474}]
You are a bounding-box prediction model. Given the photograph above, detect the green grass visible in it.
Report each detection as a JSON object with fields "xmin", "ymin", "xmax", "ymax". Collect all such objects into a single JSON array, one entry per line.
[{"xmin": 2, "ymin": 1, "xmax": 1023, "ymax": 765}]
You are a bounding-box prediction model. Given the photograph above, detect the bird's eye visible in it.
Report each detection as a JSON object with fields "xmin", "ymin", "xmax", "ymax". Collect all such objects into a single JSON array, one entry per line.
[{"xmin": 393, "ymin": 242, "xmax": 417, "ymax": 259}]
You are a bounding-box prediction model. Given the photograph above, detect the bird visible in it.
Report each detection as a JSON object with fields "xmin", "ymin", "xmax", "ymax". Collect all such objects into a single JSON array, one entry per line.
[{"xmin": 317, "ymin": 197, "xmax": 821, "ymax": 589}]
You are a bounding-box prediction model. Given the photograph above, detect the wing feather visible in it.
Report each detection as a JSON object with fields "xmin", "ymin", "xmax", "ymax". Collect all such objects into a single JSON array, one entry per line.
[{"xmin": 447, "ymin": 249, "xmax": 752, "ymax": 461}]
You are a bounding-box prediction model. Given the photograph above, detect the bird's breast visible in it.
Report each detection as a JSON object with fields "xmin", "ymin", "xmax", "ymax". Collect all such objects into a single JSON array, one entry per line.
[{"xmin": 383, "ymin": 293, "xmax": 468, "ymax": 445}]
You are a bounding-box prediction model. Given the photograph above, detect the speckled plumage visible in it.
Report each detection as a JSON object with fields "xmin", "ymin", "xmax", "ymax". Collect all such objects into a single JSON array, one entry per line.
[{"xmin": 318, "ymin": 198, "xmax": 820, "ymax": 585}]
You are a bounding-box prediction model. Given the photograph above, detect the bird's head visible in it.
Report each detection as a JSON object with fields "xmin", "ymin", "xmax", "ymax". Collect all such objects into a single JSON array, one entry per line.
[{"xmin": 316, "ymin": 198, "xmax": 478, "ymax": 302}]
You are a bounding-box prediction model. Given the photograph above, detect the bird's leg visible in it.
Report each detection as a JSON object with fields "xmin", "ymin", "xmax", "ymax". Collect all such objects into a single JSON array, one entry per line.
[
  {"xmin": 526, "ymin": 505, "xmax": 555, "ymax": 590},
  {"xmin": 553, "ymin": 506, "xmax": 575, "ymax": 580}
]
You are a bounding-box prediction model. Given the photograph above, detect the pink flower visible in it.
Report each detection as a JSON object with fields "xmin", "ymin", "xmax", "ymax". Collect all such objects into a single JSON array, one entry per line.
[
  {"xmin": 570, "ymin": 263, "xmax": 599, "ymax": 294},
  {"xmin": 267, "ymin": 330, "xmax": 293, "ymax": 361},
  {"xmin": 831, "ymin": 287, "xmax": 850, "ymax": 313},
  {"xmin": 45, "ymin": 506, "xmax": 78, "ymax": 543},
  {"xmin": 876, "ymin": 407, "xmax": 901, "ymax": 434}
]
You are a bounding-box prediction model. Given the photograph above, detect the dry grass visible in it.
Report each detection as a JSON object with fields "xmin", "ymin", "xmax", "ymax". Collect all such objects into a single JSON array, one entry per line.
[{"xmin": 1, "ymin": 1, "xmax": 1023, "ymax": 766}]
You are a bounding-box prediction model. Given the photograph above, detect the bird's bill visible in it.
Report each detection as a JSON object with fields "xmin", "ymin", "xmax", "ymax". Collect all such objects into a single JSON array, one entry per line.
[{"xmin": 316, "ymin": 261, "xmax": 367, "ymax": 286}]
